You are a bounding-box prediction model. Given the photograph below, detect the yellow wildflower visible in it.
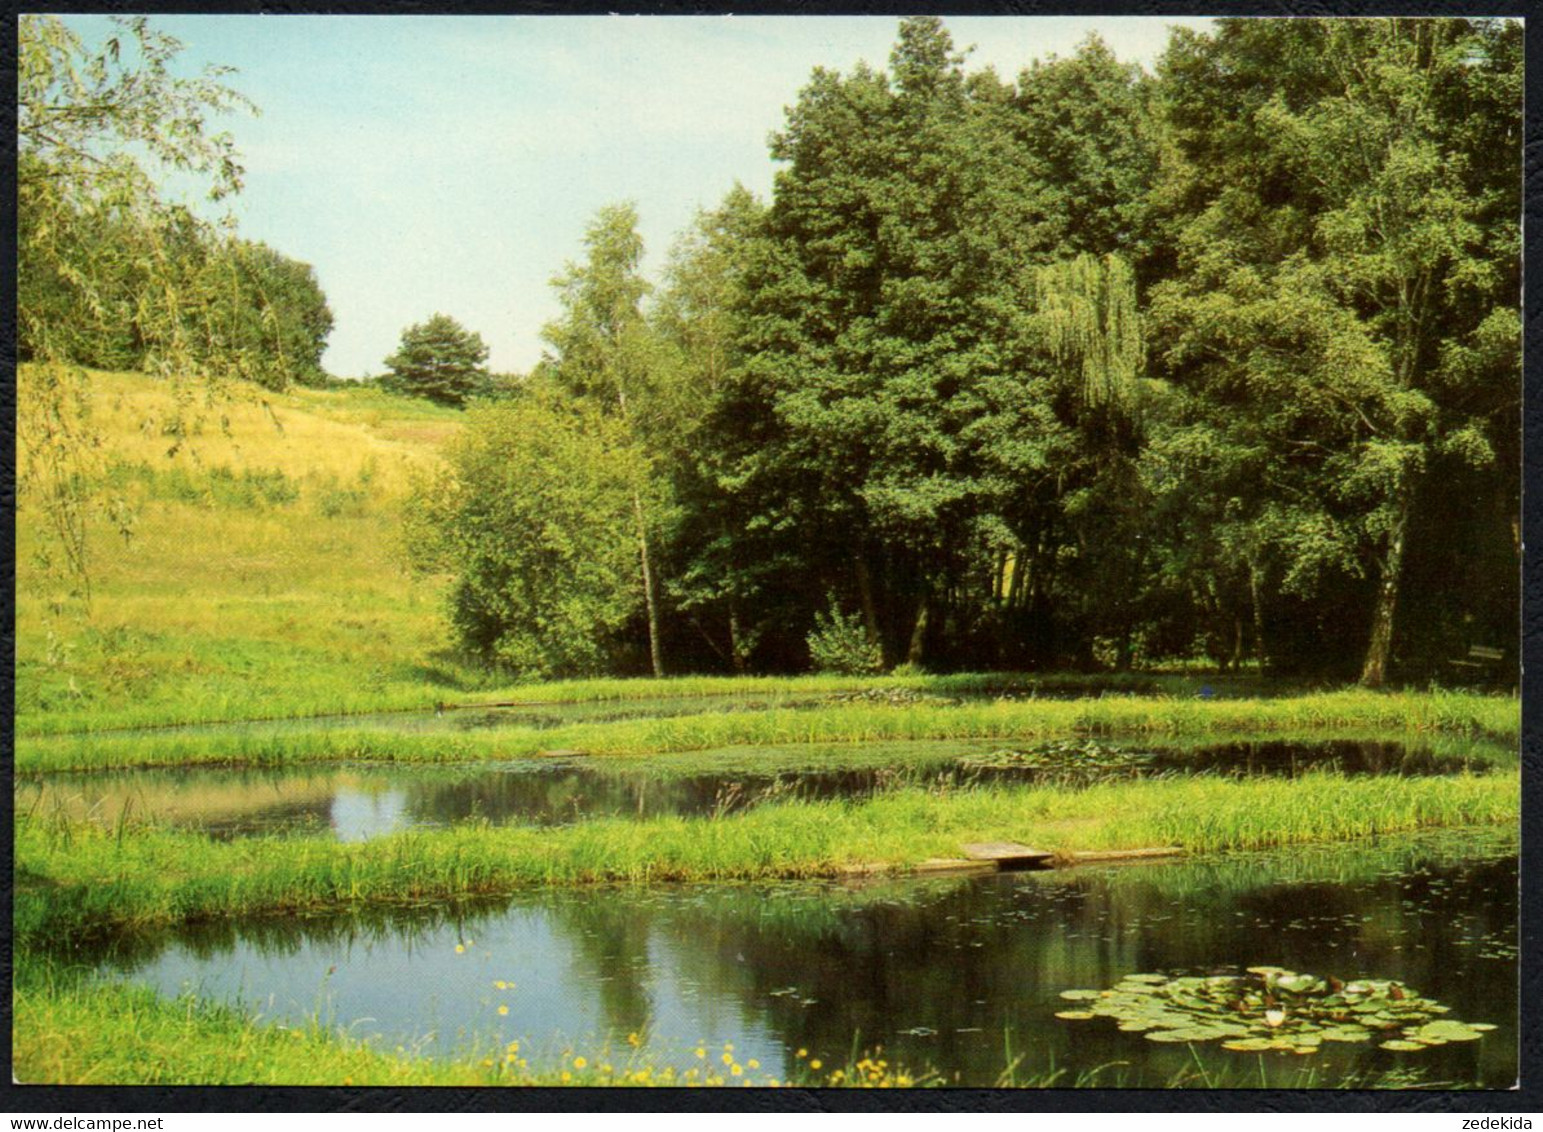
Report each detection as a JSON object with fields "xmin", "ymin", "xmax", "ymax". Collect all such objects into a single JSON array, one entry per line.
[{"xmin": 810, "ymin": 1059, "xmax": 823, "ymax": 1070}]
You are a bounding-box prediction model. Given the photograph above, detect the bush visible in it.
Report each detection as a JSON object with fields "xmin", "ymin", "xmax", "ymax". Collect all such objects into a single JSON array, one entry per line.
[
  {"xmin": 414, "ymin": 391, "xmax": 648, "ymax": 679},
  {"xmin": 807, "ymin": 598, "xmax": 882, "ymax": 675}
]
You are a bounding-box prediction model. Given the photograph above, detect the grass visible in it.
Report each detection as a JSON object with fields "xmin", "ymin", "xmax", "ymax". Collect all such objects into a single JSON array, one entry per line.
[
  {"xmin": 16, "ymin": 687, "xmax": 1519, "ymax": 773},
  {"xmin": 11, "ymin": 974, "xmax": 808, "ymax": 1088},
  {"xmin": 15, "ymin": 365, "xmax": 481, "ymax": 736},
  {"xmin": 15, "ymin": 770, "xmax": 1516, "ymax": 946}
]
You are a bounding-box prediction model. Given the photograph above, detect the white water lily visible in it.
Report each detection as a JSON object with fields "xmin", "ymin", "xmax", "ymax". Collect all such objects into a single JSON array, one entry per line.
[{"xmin": 1264, "ymin": 1009, "xmax": 1287, "ymax": 1028}]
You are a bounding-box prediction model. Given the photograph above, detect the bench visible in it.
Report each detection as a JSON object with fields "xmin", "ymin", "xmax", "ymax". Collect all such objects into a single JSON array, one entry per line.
[
  {"xmin": 1450, "ymin": 644, "xmax": 1504, "ymax": 669},
  {"xmin": 1448, "ymin": 645, "xmax": 1507, "ymax": 686}
]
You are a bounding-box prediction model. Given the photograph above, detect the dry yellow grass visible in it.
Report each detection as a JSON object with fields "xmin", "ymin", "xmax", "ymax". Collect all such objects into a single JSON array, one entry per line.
[
  {"xmin": 15, "ymin": 365, "xmax": 476, "ymax": 729},
  {"xmin": 53, "ymin": 366, "xmax": 449, "ymax": 491}
]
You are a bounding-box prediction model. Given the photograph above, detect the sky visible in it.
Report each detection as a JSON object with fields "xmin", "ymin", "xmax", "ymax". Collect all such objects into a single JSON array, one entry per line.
[{"xmin": 61, "ymin": 14, "xmax": 1216, "ymax": 379}]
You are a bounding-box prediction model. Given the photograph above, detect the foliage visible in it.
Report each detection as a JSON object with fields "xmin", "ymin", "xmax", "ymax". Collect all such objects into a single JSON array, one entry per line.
[
  {"xmin": 382, "ymin": 313, "xmax": 492, "ymax": 407},
  {"xmin": 16, "ymin": 17, "xmax": 340, "ymax": 611},
  {"xmin": 1147, "ymin": 18, "xmax": 1520, "ymax": 684},
  {"xmin": 413, "ymin": 390, "xmax": 651, "ymax": 678},
  {"xmin": 806, "ymin": 599, "xmax": 884, "ymax": 675},
  {"xmin": 540, "ymin": 203, "xmax": 674, "ymax": 675}
]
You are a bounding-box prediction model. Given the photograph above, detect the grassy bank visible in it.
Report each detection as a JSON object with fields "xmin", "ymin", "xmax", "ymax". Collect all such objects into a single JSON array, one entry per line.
[
  {"xmin": 12, "ymin": 972, "xmax": 1456, "ymax": 1089},
  {"xmin": 18, "ymin": 669, "xmax": 1212, "ymax": 738},
  {"xmin": 11, "ymin": 975, "xmax": 839, "ymax": 1087},
  {"xmin": 17, "ymin": 687, "xmax": 1520, "ymax": 773},
  {"xmin": 15, "ymin": 770, "xmax": 1516, "ymax": 945}
]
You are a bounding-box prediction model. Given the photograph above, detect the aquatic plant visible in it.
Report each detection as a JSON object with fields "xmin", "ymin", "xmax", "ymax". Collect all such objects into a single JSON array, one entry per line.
[{"xmin": 1055, "ymin": 968, "xmax": 1496, "ymax": 1055}]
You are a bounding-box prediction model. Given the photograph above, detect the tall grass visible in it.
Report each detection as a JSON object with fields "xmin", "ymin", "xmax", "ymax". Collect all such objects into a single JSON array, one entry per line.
[
  {"xmin": 15, "ymin": 770, "xmax": 1516, "ymax": 945},
  {"xmin": 15, "ymin": 366, "xmax": 473, "ymax": 736},
  {"xmin": 17, "ymin": 688, "xmax": 1520, "ymax": 773}
]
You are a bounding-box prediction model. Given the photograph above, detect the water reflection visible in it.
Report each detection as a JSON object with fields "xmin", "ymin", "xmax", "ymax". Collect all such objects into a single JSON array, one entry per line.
[
  {"xmin": 20, "ymin": 736, "xmax": 1510, "ymax": 843},
  {"xmin": 76, "ymin": 829, "xmax": 1517, "ymax": 1088}
]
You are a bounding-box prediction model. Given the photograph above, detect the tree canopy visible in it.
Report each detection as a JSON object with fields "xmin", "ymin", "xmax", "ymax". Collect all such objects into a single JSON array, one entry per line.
[
  {"xmin": 407, "ymin": 16, "xmax": 1516, "ymax": 686},
  {"xmin": 382, "ymin": 314, "xmax": 492, "ymax": 407}
]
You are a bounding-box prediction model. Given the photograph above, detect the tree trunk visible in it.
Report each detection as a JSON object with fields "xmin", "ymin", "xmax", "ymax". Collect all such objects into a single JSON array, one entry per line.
[
  {"xmin": 853, "ymin": 553, "xmax": 887, "ymax": 667},
  {"xmin": 1359, "ymin": 484, "xmax": 1414, "ymax": 689},
  {"xmin": 1248, "ymin": 559, "xmax": 1267, "ymax": 674},
  {"xmin": 632, "ymin": 489, "xmax": 665, "ymax": 678},
  {"xmin": 728, "ymin": 601, "xmax": 748, "ymax": 674},
  {"xmin": 907, "ymin": 592, "xmax": 930, "ymax": 667}
]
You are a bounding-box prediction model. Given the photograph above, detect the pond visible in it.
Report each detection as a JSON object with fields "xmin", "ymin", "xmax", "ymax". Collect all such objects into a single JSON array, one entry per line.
[
  {"xmin": 17, "ymin": 736, "xmax": 1505, "ymax": 841},
  {"xmin": 73, "ymin": 828, "xmax": 1516, "ymax": 1088}
]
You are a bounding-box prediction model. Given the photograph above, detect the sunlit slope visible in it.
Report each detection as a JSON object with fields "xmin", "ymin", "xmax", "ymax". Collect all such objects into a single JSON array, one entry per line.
[{"xmin": 15, "ymin": 367, "xmax": 468, "ymax": 733}]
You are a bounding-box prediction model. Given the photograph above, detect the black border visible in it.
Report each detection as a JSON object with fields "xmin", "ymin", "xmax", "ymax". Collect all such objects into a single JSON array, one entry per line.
[{"xmin": 1, "ymin": 0, "xmax": 1537, "ymax": 1114}]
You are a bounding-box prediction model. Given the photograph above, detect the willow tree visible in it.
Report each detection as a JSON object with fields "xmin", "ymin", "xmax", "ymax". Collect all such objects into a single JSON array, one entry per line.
[
  {"xmin": 1034, "ymin": 254, "xmax": 1144, "ymax": 413},
  {"xmin": 1028, "ymin": 253, "xmax": 1150, "ymax": 667},
  {"xmin": 18, "ymin": 15, "xmax": 254, "ymax": 604}
]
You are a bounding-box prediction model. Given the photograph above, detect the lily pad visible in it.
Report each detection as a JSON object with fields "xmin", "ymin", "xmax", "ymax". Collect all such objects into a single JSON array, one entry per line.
[
  {"xmin": 1053, "ymin": 967, "xmax": 1494, "ymax": 1055},
  {"xmin": 1221, "ymin": 1037, "xmax": 1276, "ymax": 1052},
  {"xmin": 1320, "ymin": 1027, "xmax": 1373, "ymax": 1043},
  {"xmin": 1410, "ymin": 1020, "xmax": 1484, "ymax": 1044}
]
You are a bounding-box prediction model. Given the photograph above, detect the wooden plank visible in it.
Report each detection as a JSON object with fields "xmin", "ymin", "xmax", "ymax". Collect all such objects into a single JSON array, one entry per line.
[
  {"xmin": 960, "ymin": 842, "xmax": 1053, "ymax": 867},
  {"xmin": 915, "ymin": 858, "xmax": 997, "ymax": 875},
  {"xmin": 1064, "ymin": 847, "xmax": 1185, "ymax": 863}
]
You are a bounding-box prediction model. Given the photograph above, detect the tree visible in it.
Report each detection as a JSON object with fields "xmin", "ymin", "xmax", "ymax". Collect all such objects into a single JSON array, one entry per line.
[
  {"xmin": 1148, "ymin": 17, "xmax": 1520, "ymax": 685},
  {"xmin": 382, "ymin": 313, "xmax": 491, "ymax": 406},
  {"xmin": 652, "ymin": 186, "xmax": 777, "ymax": 671},
  {"xmin": 17, "ymin": 14, "xmax": 255, "ymax": 604},
  {"xmin": 716, "ymin": 18, "xmax": 1160, "ymax": 671},
  {"xmin": 201, "ymin": 240, "xmax": 335, "ymax": 389},
  {"xmin": 541, "ymin": 203, "xmax": 671, "ymax": 676},
  {"xmin": 19, "ymin": 15, "xmax": 253, "ymax": 368},
  {"xmin": 411, "ymin": 389, "xmax": 650, "ymax": 678}
]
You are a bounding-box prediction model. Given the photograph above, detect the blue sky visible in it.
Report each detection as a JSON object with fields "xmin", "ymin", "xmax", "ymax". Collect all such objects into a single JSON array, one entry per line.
[{"xmin": 62, "ymin": 15, "xmax": 1215, "ymax": 379}]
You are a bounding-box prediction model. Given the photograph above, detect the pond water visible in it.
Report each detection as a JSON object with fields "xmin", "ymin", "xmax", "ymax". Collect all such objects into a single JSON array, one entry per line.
[
  {"xmin": 75, "ymin": 828, "xmax": 1516, "ymax": 1088},
  {"xmin": 18, "ymin": 737, "xmax": 1503, "ymax": 842}
]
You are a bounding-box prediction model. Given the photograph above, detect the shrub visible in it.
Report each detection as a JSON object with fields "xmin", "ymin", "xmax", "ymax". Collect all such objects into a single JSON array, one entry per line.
[{"xmin": 807, "ymin": 598, "xmax": 882, "ymax": 675}]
